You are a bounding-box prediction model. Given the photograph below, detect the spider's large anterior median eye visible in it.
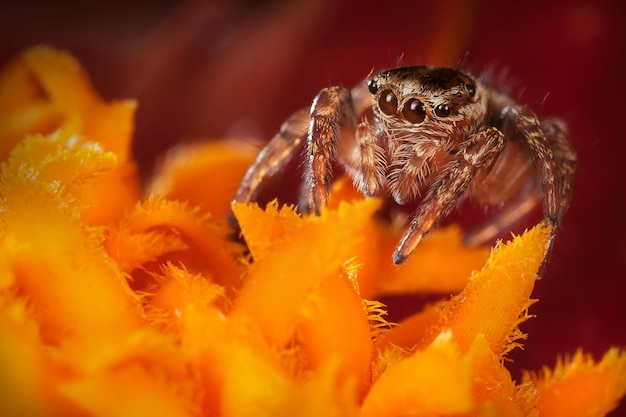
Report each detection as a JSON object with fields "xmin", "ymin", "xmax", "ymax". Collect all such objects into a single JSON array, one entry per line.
[
  {"xmin": 378, "ymin": 89, "xmax": 398, "ymax": 115},
  {"xmin": 402, "ymin": 98, "xmax": 426, "ymax": 123},
  {"xmin": 434, "ymin": 103, "xmax": 451, "ymax": 117}
]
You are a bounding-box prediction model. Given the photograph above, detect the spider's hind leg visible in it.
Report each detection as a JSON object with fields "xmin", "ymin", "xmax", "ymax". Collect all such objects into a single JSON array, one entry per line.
[
  {"xmin": 234, "ymin": 108, "xmax": 310, "ymax": 205},
  {"xmin": 541, "ymin": 117, "xmax": 576, "ymax": 222},
  {"xmin": 463, "ymin": 186, "xmax": 541, "ymax": 247},
  {"xmin": 462, "ymin": 138, "xmax": 539, "ymax": 247},
  {"xmin": 463, "ymin": 115, "xmax": 576, "ymax": 249}
]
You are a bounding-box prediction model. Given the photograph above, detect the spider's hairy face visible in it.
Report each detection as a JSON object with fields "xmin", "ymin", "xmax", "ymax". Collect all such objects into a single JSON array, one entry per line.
[{"xmin": 367, "ymin": 66, "xmax": 488, "ymax": 144}]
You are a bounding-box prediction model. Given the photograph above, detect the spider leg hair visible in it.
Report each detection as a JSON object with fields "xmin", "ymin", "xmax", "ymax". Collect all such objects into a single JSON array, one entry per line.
[
  {"xmin": 302, "ymin": 86, "xmax": 355, "ymax": 213},
  {"xmin": 234, "ymin": 108, "xmax": 310, "ymax": 204}
]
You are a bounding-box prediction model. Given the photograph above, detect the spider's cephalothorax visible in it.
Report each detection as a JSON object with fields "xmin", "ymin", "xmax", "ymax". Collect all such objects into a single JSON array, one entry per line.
[{"xmin": 234, "ymin": 66, "xmax": 576, "ymax": 265}]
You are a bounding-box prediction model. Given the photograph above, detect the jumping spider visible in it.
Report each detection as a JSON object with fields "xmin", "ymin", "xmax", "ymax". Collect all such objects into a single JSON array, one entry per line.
[{"xmin": 234, "ymin": 66, "xmax": 576, "ymax": 265}]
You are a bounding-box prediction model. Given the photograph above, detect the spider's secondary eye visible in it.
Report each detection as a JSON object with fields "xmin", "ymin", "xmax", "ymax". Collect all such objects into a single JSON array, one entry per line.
[
  {"xmin": 378, "ymin": 90, "xmax": 398, "ymax": 115},
  {"xmin": 434, "ymin": 103, "xmax": 451, "ymax": 117},
  {"xmin": 367, "ymin": 79, "xmax": 378, "ymax": 94},
  {"xmin": 402, "ymin": 98, "xmax": 426, "ymax": 123},
  {"xmin": 466, "ymin": 83, "xmax": 476, "ymax": 96}
]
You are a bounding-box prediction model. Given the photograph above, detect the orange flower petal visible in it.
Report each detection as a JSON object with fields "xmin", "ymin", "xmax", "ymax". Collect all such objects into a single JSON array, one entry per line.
[
  {"xmin": 231, "ymin": 201, "xmax": 376, "ymax": 396},
  {"xmin": 297, "ymin": 265, "xmax": 373, "ymax": 399},
  {"xmin": 328, "ymin": 176, "xmax": 490, "ymax": 298},
  {"xmin": 283, "ymin": 359, "xmax": 360, "ymax": 417},
  {"xmin": 230, "ymin": 200, "xmax": 304, "ymax": 262},
  {"xmin": 419, "ymin": 221, "xmax": 553, "ymax": 357},
  {"xmin": 149, "ymin": 264, "xmax": 225, "ymax": 314},
  {"xmin": 0, "ymin": 101, "xmax": 63, "ymax": 161},
  {"xmin": 465, "ymin": 334, "xmax": 537, "ymax": 417},
  {"xmin": 0, "ymin": 56, "xmax": 63, "ymax": 160},
  {"xmin": 235, "ymin": 179, "xmax": 489, "ymax": 300},
  {"xmin": 81, "ymin": 100, "xmax": 136, "ymax": 162},
  {"xmin": 79, "ymin": 162, "xmax": 141, "ymax": 226},
  {"xmin": 362, "ymin": 332, "xmax": 474, "ymax": 416},
  {"xmin": 148, "ymin": 263, "xmax": 226, "ymax": 345},
  {"xmin": 374, "ymin": 224, "xmax": 490, "ymax": 296},
  {"xmin": 57, "ymin": 333, "xmax": 199, "ymax": 417},
  {"xmin": 375, "ymin": 301, "xmax": 443, "ymax": 351},
  {"xmin": 1, "ymin": 133, "xmax": 143, "ymax": 346},
  {"xmin": 219, "ymin": 343, "xmax": 294, "ymax": 417},
  {"xmin": 59, "ymin": 367, "xmax": 197, "ymax": 417},
  {"xmin": 0, "ymin": 46, "xmax": 140, "ymax": 225},
  {"xmin": 0, "ymin": 296, "xmax": 79, "ymax": 417},
  {"xmin": 526, "ymin": 348, "xmax": 626, "ymax": 417},
  {"xmin": 79, "ymin": 99, "xmax": 140, "ymax": 225},
  {"xmin": 0, "ymin": 57, "xmax": 40, "ymax": 113},
  {"xmin": 149, "ymin": 140, "xmax": 259, "ymax": 221},
  {"xmin": 230, "ymin": 199, "xmax": 381, "ymax": 347},
  {"xmin": 21, "ymin": 45, "xmax": 100, "ymax": 117},
  {"xmin": 106, "ymin": 197, "xmax": 244, "ymax": 293}
]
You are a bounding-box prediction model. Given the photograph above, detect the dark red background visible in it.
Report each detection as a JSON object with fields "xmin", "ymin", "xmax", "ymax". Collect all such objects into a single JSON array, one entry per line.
[{"xmin": 1, "ymin": 0, "xmax": 625, "ymax": 414}]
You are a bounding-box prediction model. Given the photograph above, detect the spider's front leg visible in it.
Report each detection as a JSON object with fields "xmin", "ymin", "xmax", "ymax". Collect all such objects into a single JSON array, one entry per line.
[
  {"xmin": 393, "ymin": 127, "xmax": 505, "ymax": 265},
  {"xmin": 302, "ymin": 86, "xmax": 356, "ymax": 213}
]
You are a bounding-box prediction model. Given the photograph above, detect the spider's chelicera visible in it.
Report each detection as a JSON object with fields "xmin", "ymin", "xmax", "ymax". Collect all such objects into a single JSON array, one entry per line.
[{"xmin": 234, "ymin": 66, "xmax": 576, "ymax": 265}]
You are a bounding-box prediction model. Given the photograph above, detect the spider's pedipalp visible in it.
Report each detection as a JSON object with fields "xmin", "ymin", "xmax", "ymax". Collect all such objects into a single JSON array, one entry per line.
[
  {"xmin": 349, "ymin": 120, "xmax": 386, "ymax": 197},
  {"xmin": 393, "ymin": 126, "xmax": 504, "ymax": 264}
]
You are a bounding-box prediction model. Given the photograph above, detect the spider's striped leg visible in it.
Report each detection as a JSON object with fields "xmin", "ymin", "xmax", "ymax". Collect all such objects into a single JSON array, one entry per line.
[
  {"xmin": 302, "ymin": 86, "xmax": 355, "ymax": 213},
  {"xmin": 234, "ymin": 108, "xmax": 309, "ymax": 204}
]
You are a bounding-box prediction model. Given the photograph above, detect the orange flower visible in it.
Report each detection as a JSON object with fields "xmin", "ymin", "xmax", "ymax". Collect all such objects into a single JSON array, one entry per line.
[{"xmin": 0, "ymin": 46, "xmax": 625, "ymax": 417}]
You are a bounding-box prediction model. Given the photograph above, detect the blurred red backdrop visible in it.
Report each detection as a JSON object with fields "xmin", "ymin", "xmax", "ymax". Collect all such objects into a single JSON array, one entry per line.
[{"xmin": 1, "ymin": 0, "xmax": 625, "ymax": 413}]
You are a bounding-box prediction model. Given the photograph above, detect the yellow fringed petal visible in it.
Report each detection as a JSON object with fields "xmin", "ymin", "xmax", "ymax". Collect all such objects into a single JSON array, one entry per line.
[
  {"xmin": 525, "ymin": 348, "xmax": 626, "ymax": 417},
  {"xmin": 465, "ymin": 334, "xmax": 538, "ymax": 417},
  {"xmin": 280, "ymin": 359, "xmax": 360, "ymax": 417},
  {"xmin": 57, "ymin": 332, "xmax": 200, "ymax": 417},
  {"xmin": 231, "ymin": 199, "xmax": 377, "ymax": 350},
  {"xmin": 375, "ymin": 301, "xmax": 443, "ymax": 351},
  {"xmin": 59, "ymin": 370, "xmax": 196, "ymax": 417},
  {"xmin": 1, "ymin": 133, "xmax": 143, "ymax": 347},
  {"xmin": 106, "ymin": 197, "xmax": 244, "ymax": 293},
  {"xmin": 21, "ymin": 45, "xmax": 100, "ymax": 118},
  {"xmin": 297, "ymin": 266, "xmax": 373, "ymax": 399},
  {"xmin": 80, "ymin": 100, "xmax": 136, "ymax": 162},
  {"xmin": 219, "ymin": 343, "xmax": 294, "ymax": 417},
  {"xmin": 149, "ymin": 141, "xmax": 259, "ymax": 221},
  {"xmin": 78, "ymin": 99, "xmax": 140, "ymax": 225},
  {"xmin": 148, "ymin": 263, "xmax": 226, "ymax": 347},
  {"xmin": 419, "ymin": 221, "xmax": 553, "ymax": 357},
  {"xmin": 362, "ymin": 332, "xmax": 474, "ymax": 416},
  {"xmin": 0, "ymin": 295, "xmax": 76, "ymax": 417},
  {"xmin": 327, "ymin": 177, "xmax": 491, "ymax": 298},
  {"xmin": 0, "ymin": 46, "xmax": 140, "ymax": 225},
  {"xmin": 231, "ymin": 200, "xmax": 304, "ymax": 263}
]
